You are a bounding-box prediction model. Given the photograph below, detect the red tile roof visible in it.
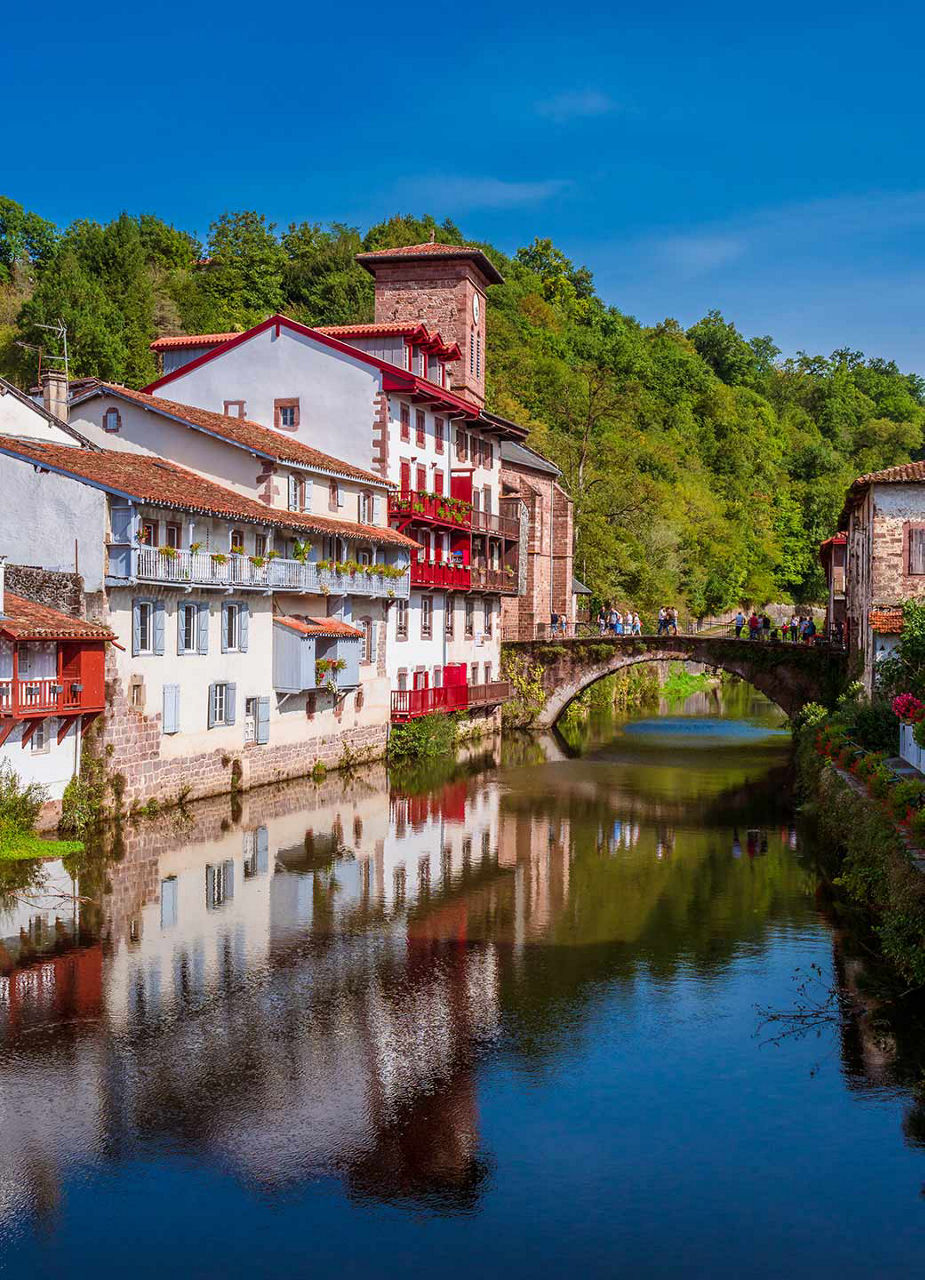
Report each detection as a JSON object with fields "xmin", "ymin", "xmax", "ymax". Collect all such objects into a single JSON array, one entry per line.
[
  {"xmin": 150, "ymin": 333, "xmax": 238, "ymax": 351},
  {"xmin": 274, "ymin": 615, "xmax": 362, "ymax": 639},
  {"xmin": 869, "ymin": 607, "xmax": 904, "ymax": 633},
  {"xmin": 0, "ymin": 593, "xmax": 113, "ymax": 641},
  {"xmin": 0, "ymin": 439, "xmax": 419, "ymax": 549},
  {"xmin": 76, "ymin": 384, "xmax": 393, "ymax": 486},
  {"xmin": 853, "ymin": 460, "xmax": 925, "ymax": 486},
  {"xmin": 315, "ymin": 322, "xmax": 461, "ymax": 361},
  {"xmin": 356, "ymin": 242, "xmax": 504, "ymax": 285}
]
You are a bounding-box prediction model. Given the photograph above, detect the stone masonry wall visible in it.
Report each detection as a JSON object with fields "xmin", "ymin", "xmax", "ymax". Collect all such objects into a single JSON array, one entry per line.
[{"xmin": 6, "ymin": 564, "xmax": 87, "ymax": 617}]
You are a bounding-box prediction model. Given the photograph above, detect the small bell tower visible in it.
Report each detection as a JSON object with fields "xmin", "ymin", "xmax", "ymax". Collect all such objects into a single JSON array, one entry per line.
[{"xmin": 356, "ymin": 242, "xmax": 504, "ymax": 408}]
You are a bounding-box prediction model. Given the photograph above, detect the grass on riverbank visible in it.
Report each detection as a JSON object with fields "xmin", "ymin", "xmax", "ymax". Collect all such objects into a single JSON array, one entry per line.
[
  {"xmin": 0, "ymin": 761, "xmax": 84, "ymax": 862},
  {"xmin": 660, "ymin": 665, "xmax": 716, "ymax": 700}
]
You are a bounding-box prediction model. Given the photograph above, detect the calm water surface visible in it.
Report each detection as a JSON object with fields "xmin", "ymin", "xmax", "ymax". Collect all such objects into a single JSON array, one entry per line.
[{"xmin": 2, "ymin": 684, "xmax": 925, "ymax": 1277}]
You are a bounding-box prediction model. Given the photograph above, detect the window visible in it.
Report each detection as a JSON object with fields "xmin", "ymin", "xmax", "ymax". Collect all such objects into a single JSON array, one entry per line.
[
  {"xmin": 102, "ymin": 406, "xmax": 121, "ymax": 433},
  {"xmin": 445, "ymin": 600, "xmax": 455, "ymax": 637},
  {"xmin": 909, "ymin": 526, "xmax": 925, "ymax": 574},
  {"xmin": 244, "ymin": 696, "xmax": 257, "ymax": 744},
  {"xmin": 361, "ymin": 618, "xmax": 375, "ymax": 664},
  {"xmin": 328, "ymin": 479, "xmax": 343, "ymax": 511},
  {"xmin": 484, "ymin": 662, "xmax": 493, "ymax": 684},
  {"xmin": 433, "ymin": 666, "xmax": 443, "ymax": 688},
  {"xmin": 400, "ymin": 459, "xmax": 411, "ymax": 493},
  {"xmin": 208, "ymin": 681, "xmax": 236, "ymax": 728},
  {"xmin": 483, "ymin": 486, "xmax": 492, "ymax": 515},
  {"xmin": 396, "ymin": 600, "xmax": 409, "ymax": 639},
  {"xmin": 230, "ymin": 529, "xmax": 244, "ymax": 554},
  {"xmin": 165, "ymin": 522, "xmax": 181, "ymax": 549},
  {"xmin": 137, "ymin": 601, "xmax": 154, "ymax": 653},
  {"xmin": 180, "ymin": 602, "xmax": 197, "ymax": 653},
  {"xmin": 421, "ymin": 596, "xmax": 432, "ymax": 638},
  {"xmin": 205, "ymin": 860, "xmax": 234, "ymax": 909},
  {"xmin": 435, "ymin": 417, "xmax": 445, "ymax": 454},
  {"xmin": 140, "ymin": 520, "xmax": 158, "ymax": 547},
  {"xmin": 416, "ymin": 465, "xmax": 427, "ymax": 492},
  {"xmin": 483, "ymin": 599, "xmax": 492, "ymax": 634},
  {"xmin": 400, "ymin": 403, "xmax": 411, "ymax": 442},
  {"xmin": 274, "ymin": 398, "xmax": 300, "ymax": 430},
  {"xmin": 289, "ymin": 475, "xmax": 309, "ymax": 512},
  {"xmin": 255, "ymin": 534, "xmax": 267, "ymax": 558},
  {"xmin": 456, "ymin": 429, "xmax": 468, "ymax": 462},
  {"xmin": 434, "ymin": 470, "xmax": 444, "ymax": 496},
  {"xmin": 359, "ymin": 491, "xmax": 373, "ymax": 524},
  {"xmin": 30, "ymin": 719, "xmax": 49, "ymax": 753},
  {"xmin": 221, "ymin": 602, "xmax": 249, "ymax": 653},
  {"xmin": 397, "ymin": 668, "xmax": 408, "ymax": 692},
  {"xmin": 470, "ymin": 663, "xmax": 479, "ymax": 685},
  {"xmin": 224, "ymin": 400, "xmax": 246, "ymax": 418},
  {"xmin": 465, "ymin": 599, "xmax": 475, "ymax": 637},
  {"xmin": 415, "ymin": 410, "xmax": 426, "ymax": 449}
]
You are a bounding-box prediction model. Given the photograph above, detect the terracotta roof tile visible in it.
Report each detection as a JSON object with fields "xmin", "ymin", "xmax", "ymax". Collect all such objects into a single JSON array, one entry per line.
[
  {"xmin": 80, "ymin": 384, "xmax": 393, "ymax": 487},
  {"xmin": 150, "ymin": 333, "xmax": 238, "ymax": 351},
  {"xmin": 0, "ymin": 593, "xmax": 113, "ymax": 641},
  {"xmin": 869, "ymin": 607, "xmax": 905, "ymax": 633},
  {"xmin": 274, "ymin": 615, "xmax": 362, "ymax": 639},
  {"xmin": 356, "ymin": 242, "xmax": 504, "ymax": 284},
  {"xmin": 315, "ymin": 322, "xmax": 461, "ymax": 360},
  {"xmin": 853, "ymin": 460, "xmax": 925, "ymax": 487},
  {"xmin": 0, "ymin": 440, "xmax": 418, "ymax": 549}
]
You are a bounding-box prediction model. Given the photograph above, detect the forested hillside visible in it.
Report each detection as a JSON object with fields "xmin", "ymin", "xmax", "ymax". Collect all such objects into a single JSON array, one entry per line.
[{"xmin": 2, "ymin": 196, "xmax": 922, "ymax": 612}]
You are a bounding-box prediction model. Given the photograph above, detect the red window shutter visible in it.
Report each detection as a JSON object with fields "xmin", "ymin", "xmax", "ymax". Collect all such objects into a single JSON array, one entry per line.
[
  {"xmin": 434, "ymin": 471, "xmax": 444, "ymax": 495},
  {"xmin": 400, "ymin": 403, "xmax": 410, "ymax": 442},
  {"xmin": 416, "ymin": 410, "xmax": 426, "ymax": 448},
  {"xmin": 416, "ymin": 465, "xmax": 427, "ymax": 492},
  {"xmin": 400, "ymin": 460, "xmax": 410, "ymax": 493}
]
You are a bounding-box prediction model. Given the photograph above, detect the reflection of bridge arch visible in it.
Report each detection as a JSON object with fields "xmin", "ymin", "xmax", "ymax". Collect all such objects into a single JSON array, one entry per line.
[{"xmin": 502, "ymin": 636, "xmax": 847, "ymax": 726}]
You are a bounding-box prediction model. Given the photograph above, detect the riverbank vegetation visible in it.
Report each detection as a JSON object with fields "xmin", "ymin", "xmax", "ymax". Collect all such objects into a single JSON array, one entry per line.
[
  {"xmin": 659, "ymin": 665, "xmax": 716, "ymax": 701},
  {"xmin": 3, "ymin": 200, "xmax": 923, "ymax": 613},
  {"xmin": 0, "ymin": 761, "xmax": 83, "ymax": 860},
  {"xmin": 387, "ymin": 712, "xmax": 458, "ymax": 762}
]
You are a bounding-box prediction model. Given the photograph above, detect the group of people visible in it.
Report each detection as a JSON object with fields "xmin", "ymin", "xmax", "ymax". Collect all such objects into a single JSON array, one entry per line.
[
  {"xmin": 733, "ymin": 610, "xmax": 818, "ymax": 643},
  {"xmin": 597, "ymin": 606, "xmax": 643, "ymax": 635},
  {"xmin": 656, "ymin": 607, "xmax": 680, "ymax": 635}
]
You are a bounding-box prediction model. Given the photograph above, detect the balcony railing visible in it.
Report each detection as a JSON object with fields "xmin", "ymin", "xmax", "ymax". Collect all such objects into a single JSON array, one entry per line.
[
  {"xmin": 470, "ymin": 565, "xmax": 518, "ymax": 595},
  {"xmin": 391, "ymin": 680, "xmax": 511, "ymax": 721},
  {"xmin": 129, "ymin": 548, "xmax": 410, "ymax": 598},
  {"xmin": 410, "ymin": 559, "xmax": 472, "ymax": 591},
  {"xmin": 389, "ymin": 490, "xmax": 472, "ymax": 531},
  {"xmin": 0, "ymin": 678, "xmax": 91, "ymax": 717},
  {"xmin": 471, "ymin": 509, "xmax": 520, "ymax": 540}
]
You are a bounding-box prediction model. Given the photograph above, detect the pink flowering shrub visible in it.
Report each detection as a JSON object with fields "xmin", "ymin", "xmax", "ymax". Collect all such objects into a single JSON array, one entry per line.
[{"xmin": 892, "ymin": 693, "xmax": 925, "ymax": 723}]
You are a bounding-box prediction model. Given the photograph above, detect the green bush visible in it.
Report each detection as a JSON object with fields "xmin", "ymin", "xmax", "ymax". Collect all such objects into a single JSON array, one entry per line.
[
  {"xmin": 388, "ymin": 713, "xmax": 458, "ymax": 761},
  {"xmin": 0, "ymin": 760, "xmax": 46, "ymax": 831},
  {"xmin": 888, "ymin": 779, "xmax": 925, "ymax": 815},
  {"xmin": 793, "ymin": 701, "xmax": 828, "ymax": 730},
  {"xmin": 846, "ymin": 697, "xmax": 901, "ymax": 754}
]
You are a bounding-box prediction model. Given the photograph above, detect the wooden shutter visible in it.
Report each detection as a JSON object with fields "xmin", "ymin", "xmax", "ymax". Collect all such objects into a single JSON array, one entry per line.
[
  {"xmin": 221, "ymin": 604, "xmax": 230, "ymax": 653},
  {"xmin": 177, "ymin": 605, "xmax": 187, "ymax": 655},
  {"xmin": 226, "ymin": 683, "xmax": 237, "ymax": 724},
  {"xmin": 256, "ymin": 826, "xmax": 269, "ymax": 874},
  {"xmin": 911, "ymin": 528, "xmax": 925, "ymax": 574},
  {"xmin": 288, "ymin": 473, "xmax": 298, "ymax": 511},
  {"xmin": 132, "ymin": 600, "xmax": 141, "ymax": 656},
  {"xmin": 153, "ymin": 602, "xmax": 165, "ymax": 656},
  {"xmin": 163, "ymin": 682, "xmax": 180, "ymax": 734},
  {"xmin": 400, "ymin": 460, "xmax": 410, "ymax": 493},
  {"xmin": 256, "ymin": 695, "xmax": 270, "ymax": 744},
  {"xmin": 223, "ymin": 859, "xmax": 235, "ymax": 902},
  {"xmin": 373, "ymin": 494, "xmax": 382, "ymax": 524},
  {"xmin": 239, "ymin": 604, "xmax": 249, "ymax": 653},
  {"xmin": 207, "ymin": 683, "xmax": 217, "ymax": 728},
  {"xmin": 197, "ymin": 603, "xmax": 209, "ymax": 654}
]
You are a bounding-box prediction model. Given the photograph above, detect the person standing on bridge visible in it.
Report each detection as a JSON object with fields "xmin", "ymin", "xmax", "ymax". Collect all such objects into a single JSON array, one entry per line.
[
  {"xmin": 608, "ymin": 606, "xmax": 619, "ymax": 634},
  {"xmin": 734, "ymin": 610, "xmax": 745, "ymax": 639},
  {"xmin": 748, "ymin": 611, "xmax": 760, "ymax": 640},
  {"xmin": 632, "ymin": 612, "xmax": 642, "ymax": 635},
  {"xmin": 670, "ymin": 607, "xmax": 680, "ymax": 635},
  {"xmin": 597, "ymin": 606, "xmax": 607, "ymax": 634},
  {"xmin": 789, "ymin": 614, "xmax": 800, "ymax": 643}
]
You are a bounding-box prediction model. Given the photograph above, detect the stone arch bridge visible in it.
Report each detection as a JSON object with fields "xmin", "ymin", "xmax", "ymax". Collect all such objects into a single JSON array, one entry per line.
[{"xmin": 502, "ymin": 635, "xmax": 848, "ymax": 727}]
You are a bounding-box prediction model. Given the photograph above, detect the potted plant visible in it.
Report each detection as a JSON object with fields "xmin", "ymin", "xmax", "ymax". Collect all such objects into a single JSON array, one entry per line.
[
  {"xmin": 189, "ymin": 541, "xmax": 203, "ymax": 554},
  {"xmin": 249, "ymin": 554, "xmax": 267, "ymax": 568},
  {"xmin": 158, "ymin": 545, "xmax": 179, "ymax": 559},
  {"xmin": 211, "ymin": 552, "xmax": 228, "ymax": 565}
]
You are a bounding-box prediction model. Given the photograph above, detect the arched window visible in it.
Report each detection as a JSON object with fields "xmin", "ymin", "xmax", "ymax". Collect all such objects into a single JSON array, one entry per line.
[{"xmin": 103, "ymin": 407, "xmax": 121, "ymax": 433}]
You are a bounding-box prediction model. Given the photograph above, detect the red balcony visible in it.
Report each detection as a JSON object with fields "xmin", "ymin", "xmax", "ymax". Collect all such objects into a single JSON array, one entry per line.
[
  {"xmin": 391, "ymin": 681, "xmax": 511, "ymax": 721},
  {"xmin": 389, "ymin": 490, "xmax": 472, "ymax": 531},
  {"xmin": 0, "ymin": 642, "xmax": 107, "ymax": 722},
  {"xmin": 410, "ymin": 559, "xmax": 472, "ymax": 590}
]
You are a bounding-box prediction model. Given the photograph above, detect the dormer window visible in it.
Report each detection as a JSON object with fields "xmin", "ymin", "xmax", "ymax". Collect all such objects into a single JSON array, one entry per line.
[{"xmin": 103, "ymin": 407, "xmax": 121, "ymax": 433}]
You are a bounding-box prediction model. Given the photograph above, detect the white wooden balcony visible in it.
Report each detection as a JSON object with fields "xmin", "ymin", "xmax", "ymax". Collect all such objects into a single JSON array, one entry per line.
[{"xmin": 123, "ymin": 548, "xmax": 410, "ymax": 598}]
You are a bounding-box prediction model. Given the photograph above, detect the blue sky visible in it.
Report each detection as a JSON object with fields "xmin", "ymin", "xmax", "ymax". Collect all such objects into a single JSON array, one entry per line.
[{"xmin": 7, "ymin": 0, "xmax": 925, "ymax": 368}]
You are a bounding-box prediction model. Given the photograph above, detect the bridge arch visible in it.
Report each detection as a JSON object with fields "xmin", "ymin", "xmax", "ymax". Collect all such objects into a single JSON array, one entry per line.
[{"xmin": 502, "ymin": 636, "xmax": 846, "ymax": 728}]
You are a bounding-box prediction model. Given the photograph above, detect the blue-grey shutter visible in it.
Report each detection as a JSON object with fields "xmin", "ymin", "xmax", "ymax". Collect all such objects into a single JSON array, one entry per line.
[
  {"xmin": 153, "ymin": 601, "xmax": 165, "ymax": 656},
  {"xmin": 111, "ymin": 503, "xmax": 135, "ymax": 542},
  {"xmin": 197, "ymin": 602, "xmax": 209, "ymax": 654},
  {"xmin": 256, "ymin": 695, "xmax": 270, "ymax": 744},
  {"xmin": 160, "ymin": 877, "xmax": 178, "ymax": 929},
  {"xmin": 256, "ymin": 827, "xmax": 269, "ymax": 874},
  {"xmin": 302, "ymin": 480, "xmax": 312, "ymax": 512},
  {"xmin": 223, "ymin": 859, "xmax": 235, "ymax": 902},
  {"xmin": 221, "ymin": 605, "xmax": 229, "ymax": 653},
  {"xmin": 132, "ymin": 599, "xmax": 141, "ymax": 656},
  {"xmin": 226, "ymin": 683, "xmax": 237, "ymax": 724},
  {"xmin": 207, "ymin": 683, "xmax": 217, "ymax": 728},
  {"xmin": 374, "ymin": 493, "xmax": 382, "ymax": 524},
  {"xmin": 163, "ymin": 682, "xmax": 180, "ymax": 734},
  {"xmin": 288, "ymin": 473, "xmax": 298, "ymax": 510},
  {"xmin": 177, "ymin": 606, "xmax": 186, "ymax": 655},
  {"xmin": 109, "ymin": 503, "xmax": 136, "ymax": 578},
  {"xmin": 239, "ymin": 603, "xmax": 249, "ymax": 653},
  {"xmin": 206, "ymin": 864, "xmax": 215, "ymax": 908}
]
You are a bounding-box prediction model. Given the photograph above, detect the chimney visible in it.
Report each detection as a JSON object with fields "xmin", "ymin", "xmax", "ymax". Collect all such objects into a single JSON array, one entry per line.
[
  {"xmin": 0, "ymin": 555, "xmax": 6, "ymax": 619},
  {"xmin": 42, "ymin": 369, "xmax": 69, "ymax": 422}
]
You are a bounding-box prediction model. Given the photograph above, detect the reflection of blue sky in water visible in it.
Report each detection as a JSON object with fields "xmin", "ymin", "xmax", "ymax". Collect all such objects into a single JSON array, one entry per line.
[{"xmin": 624, "ymin": 715, "xmax": 788, "ymax": 745}]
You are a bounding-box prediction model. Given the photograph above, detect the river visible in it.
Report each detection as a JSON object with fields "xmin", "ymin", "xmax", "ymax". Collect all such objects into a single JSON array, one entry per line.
[{"xmin": 1, "ymin": 683, "xmax": 925, "ymax": 1276}]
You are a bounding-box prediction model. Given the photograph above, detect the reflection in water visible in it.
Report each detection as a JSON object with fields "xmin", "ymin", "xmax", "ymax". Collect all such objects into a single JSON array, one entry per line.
[{"xmin": 2, "ymin": 689, "xmax": 925, "ymax": 1275}]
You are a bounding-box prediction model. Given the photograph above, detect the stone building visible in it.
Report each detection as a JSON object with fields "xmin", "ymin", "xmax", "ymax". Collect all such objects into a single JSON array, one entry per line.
[
  {"xmin": 838, "ymin": 460, "xmax": 925, "ymax": 691},
  {"xmin": 500, "ymin": 440, "xmax": 576, "ymax": 638}
]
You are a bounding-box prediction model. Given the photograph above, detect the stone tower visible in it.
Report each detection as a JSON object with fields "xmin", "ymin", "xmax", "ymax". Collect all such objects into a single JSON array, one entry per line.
[{"xmin": 356, "ymin": 242, "xmax": 504, "ymax": 408}]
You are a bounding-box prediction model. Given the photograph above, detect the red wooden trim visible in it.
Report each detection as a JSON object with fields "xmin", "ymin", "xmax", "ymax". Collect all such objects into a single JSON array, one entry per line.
[
  {"xmin": 0, "ymin": 720, "xmax": 19, "ymax": 747},
  {"xmin": 57, "ymin": 715, "xmax": 79, "ymax": 745},
  {"xmin": 20, "ymin": 719, "xmax": 39, "ymax": 749}
]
